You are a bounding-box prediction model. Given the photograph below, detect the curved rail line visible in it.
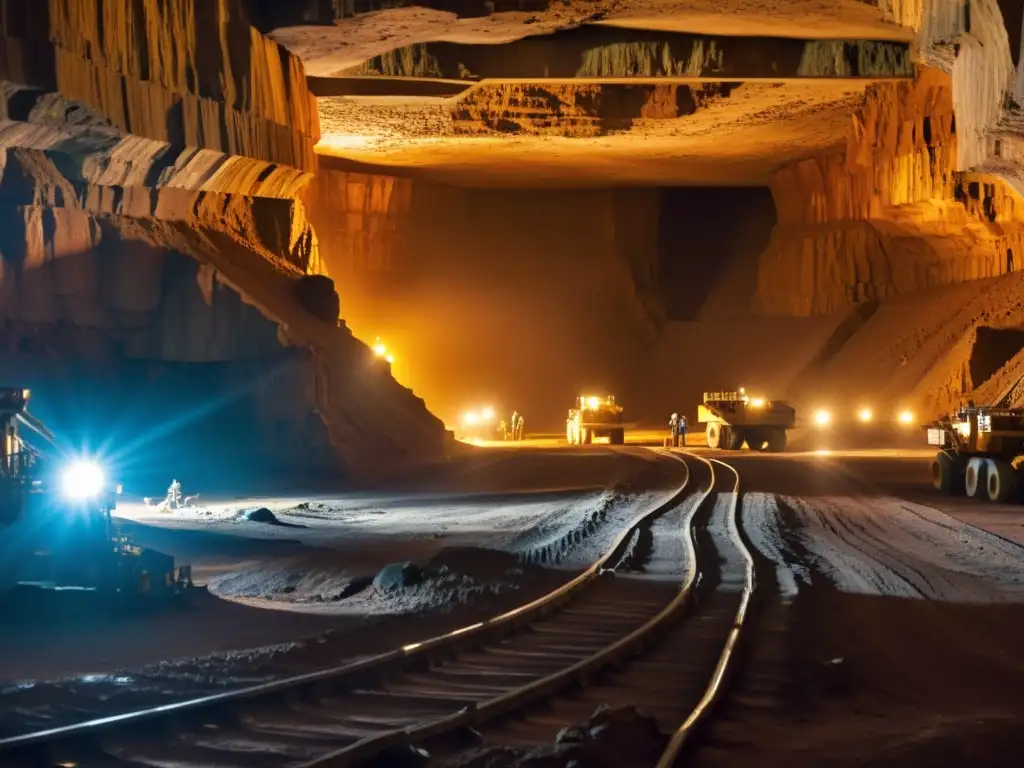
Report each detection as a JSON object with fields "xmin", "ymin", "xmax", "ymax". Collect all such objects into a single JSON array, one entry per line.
[
  {"xmin": 655, "ymin": 454, "xmax": 753, "ymax": 767},
  {"xmin": 0, "ymin": 450, "xmax": 695, "ymax": 767},
  {"xmin": 410, "ymin": 451, "xmax": 755, "ymax": 768}
]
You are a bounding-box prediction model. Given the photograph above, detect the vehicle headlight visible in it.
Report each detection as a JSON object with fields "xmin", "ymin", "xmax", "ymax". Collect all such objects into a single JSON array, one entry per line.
[
  {"xmin": 60, "ymin": 460, "xmax": 106, "ymax": 499},
  {"xmin": 814, "ymin": 409, "xmax": 831, "ymax": 426},
  {"xmin": 858, "ymin": 408, "xmax": 873, "ymax": 422},
  {"xmin": 898, "ymin": 410, "xmax": 914, "ymax": 425}
]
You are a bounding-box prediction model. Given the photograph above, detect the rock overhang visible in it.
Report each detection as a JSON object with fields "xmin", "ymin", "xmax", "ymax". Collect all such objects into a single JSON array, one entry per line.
[{"xmin": 308, "ymin": 24, "xmax": 916, "ymax": 186}]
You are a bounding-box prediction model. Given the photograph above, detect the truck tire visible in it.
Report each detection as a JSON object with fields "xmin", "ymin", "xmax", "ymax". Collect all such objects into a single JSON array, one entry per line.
[
  {"xmin": 725, "ymin": 426, "xmax": 744, "ymax": 451},
  {"xmin": 745, "ymin": 428, "xmax": 766, "ymax": 451},
  {"xmin": 583, "ymin": 428, "xmax": 592, "ymax": 445},
  {"xmin": 931, "ymin": 451, "xmax": 964, "ymax": 495},
  {"xmin": 986, "ymin": 459, "xmax": 1017, "ymax": 502},
  {"xmin": 609, "ymin": 429, "xmax": 625, "ymax": 445},
  {"xmin": 965, "ymin": 457, "xmax": 987, "ymax": 498},
  {"xmin": 706, "ymin": 423, "xmax": 723, "ymax": 449},
  {"xmin": 766, "ymin": 429, "xmax": 787, "ymax": 453}
]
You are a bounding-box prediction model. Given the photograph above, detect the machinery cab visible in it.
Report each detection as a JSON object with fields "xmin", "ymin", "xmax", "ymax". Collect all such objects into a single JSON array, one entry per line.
[
  {"xmin": 0, "ymin": 388, "xmax": 37, "ymax": 526},
  {"xmin": 0, "ymin": 387, "xmax": 192, "ymax": 608}
]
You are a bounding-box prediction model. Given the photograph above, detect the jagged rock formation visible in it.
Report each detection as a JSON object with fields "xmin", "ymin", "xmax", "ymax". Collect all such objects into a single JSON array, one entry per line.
[
  {"xmin": 347, "ymin": 29, "xmax": 912, "ymax": 80},
  {"xmin": 0, "ymin": 1, "xmax": 449, "ymax": 481}
]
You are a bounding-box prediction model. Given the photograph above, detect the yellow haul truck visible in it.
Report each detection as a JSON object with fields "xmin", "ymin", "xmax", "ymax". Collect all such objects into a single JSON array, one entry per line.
[
  {"xmin": 698, "ymin": 390, "xmax": 795, "ymax": 452},
  {"xmin": 567, "ymin": 395, "xmax": 625, "ymax": 445},
  {"xmin": 928, "ymin": 405, "xmax": 1024, "ymax": 502}
]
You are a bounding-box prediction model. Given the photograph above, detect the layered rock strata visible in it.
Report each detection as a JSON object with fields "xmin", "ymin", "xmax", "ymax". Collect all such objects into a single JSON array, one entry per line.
[{"xmin": 452, "ymin": 82, "xmax": 735, "ymax": 136}]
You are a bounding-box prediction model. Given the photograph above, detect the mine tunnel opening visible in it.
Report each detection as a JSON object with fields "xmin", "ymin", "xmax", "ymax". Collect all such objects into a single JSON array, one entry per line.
[{"xmin": 656, "ymin": 187, "xmax": 776, "ymax": 320}]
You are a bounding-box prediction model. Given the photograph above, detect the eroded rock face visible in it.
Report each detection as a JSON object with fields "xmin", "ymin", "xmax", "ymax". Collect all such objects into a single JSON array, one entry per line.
[
  {"xmin": 0, "ymin": 1, "xmax": 449, "ymax": 479},
  {"xmin": 348, "ymin": 30, "xmax": 912, "ymax": 80},
  {"xmin": 755, "ymin": 67, "xmax": 1024, "ymax": 315}
]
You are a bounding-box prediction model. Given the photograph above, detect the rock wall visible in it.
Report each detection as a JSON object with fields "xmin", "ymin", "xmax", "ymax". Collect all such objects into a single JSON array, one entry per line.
[
  {"xmin": 302, "ymin": 168, "xmax": 664, "ymax": 429},
  {"xmin": 0, "ymin": 1, "xmax": 449, "ymax": 481},
  {"xmin": 755, "ymin": 67, "xmax": 1024, "ymax": 315}
]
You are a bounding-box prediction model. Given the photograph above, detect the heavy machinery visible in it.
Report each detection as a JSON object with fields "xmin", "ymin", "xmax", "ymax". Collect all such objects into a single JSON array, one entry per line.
[
  {"xmin": 927, "ymin": 404, "xmax": 1024, "ymax": 502},
  {"xmin": 0, "ymin": 387, "xmax": 192, "ymax": 611},
  {"xmin": 567, "ymin": 395, "xmax": 625, "ymax": 445},
  {"xmin": 698, "ymin": 390, "xmax": 794, "ymax": 451}
]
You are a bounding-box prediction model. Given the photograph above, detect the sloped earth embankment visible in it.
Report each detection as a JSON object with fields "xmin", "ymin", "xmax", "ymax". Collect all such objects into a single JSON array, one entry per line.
[{"xmin": 691, "ymin": 457, "xmax": 1024, "ymax": 767}]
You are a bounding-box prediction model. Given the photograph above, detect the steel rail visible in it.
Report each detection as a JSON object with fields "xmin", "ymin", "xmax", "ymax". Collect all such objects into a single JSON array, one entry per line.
[
  {"xmin": 0, "ymin": 450, "xmax": 692, "ymax": 763},
  {"xmin": 655, "ymin": 454, "xmax": 753, "ymax": 768},
  {"xmin": 300, "ymin": 448, "xmax": 710, "ymax": 766}
]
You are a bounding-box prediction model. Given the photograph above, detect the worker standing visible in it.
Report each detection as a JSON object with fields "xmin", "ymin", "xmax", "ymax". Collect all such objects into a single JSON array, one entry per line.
[
  {"xmin": 669, "ymin": 413, "xmax": 680, "ymax": 447},
  {"xmin": 499, "ymin": 419, "xmax": 508, "ymax": 442},
  {"xmin": 679, "ymin": 414, "xmax": 688, "ymax": 446},
  {"xmin": 167, "ymin": 479, "xmax": 182, "ymax": 509}
]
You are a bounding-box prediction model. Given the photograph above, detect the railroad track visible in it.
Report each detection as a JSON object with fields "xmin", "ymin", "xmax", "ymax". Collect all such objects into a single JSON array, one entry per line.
[{"xmin": 0, "ymin": 450, "xmax": 755, "ymax": 768}]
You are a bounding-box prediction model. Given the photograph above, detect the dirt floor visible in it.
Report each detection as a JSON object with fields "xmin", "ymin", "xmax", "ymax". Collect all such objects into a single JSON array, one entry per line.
[
  {"xmin": 688, "ymin": 450, "xmax": 1024, "ymax": 767},
  {"xmin": 4, "ymin": 440, "xmax": 1024, "ymax": 765},
  {"xmin": 0, "ymin": 446, "xmax": 684, "ymax": 738}
]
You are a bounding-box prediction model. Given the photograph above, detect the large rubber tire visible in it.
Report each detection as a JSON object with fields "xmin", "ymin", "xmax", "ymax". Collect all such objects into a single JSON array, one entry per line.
[
  {"xmin": 706, "ymin": 423, "xmax": 723, "ymax": 449},
  {"xmin": 609, "ymin": 429, "xmax": 625, "ymax": 445},
  {"xmin": 583, "ymin": 428, "xmax": 592, "ymax": 445},
  {"xmin": 986, "ymin": 459, "xmax": 1017, "ymax": 503},
  {"xmin": 766, "ymin": 429, "xmax": 788, "ymax": 453},
  {"xmin": 725, "ymin": 426, "xmax": 745, "ymax": 451},
  {"xmin": 745, "ymin": 428, "xmax": 766, "ymax": 451},
  {"xmin": 931, "ymin": 451, "xmax": 965, "ymax": 495},
  {"xmin": 965, "ymin": 457, "xmax": 987, "ymax": 498}
]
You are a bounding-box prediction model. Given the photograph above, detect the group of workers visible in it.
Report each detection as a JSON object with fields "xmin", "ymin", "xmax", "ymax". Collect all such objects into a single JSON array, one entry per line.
[
  {"xmin": 499, "ymin": 411, "xmax": 526, "ymax": 442},
  {"xmin": 669, "ymin": 412, "xmax": 688, "ymax": 447}
]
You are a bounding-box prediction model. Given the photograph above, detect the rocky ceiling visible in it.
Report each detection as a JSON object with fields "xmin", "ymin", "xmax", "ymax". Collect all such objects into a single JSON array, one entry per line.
[{"xmin": 269, "ymin": 0, "xmax": 929, "ymax": 186}]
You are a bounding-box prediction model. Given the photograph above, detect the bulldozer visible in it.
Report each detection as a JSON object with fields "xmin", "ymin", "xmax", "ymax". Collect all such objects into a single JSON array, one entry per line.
[
  {"xmin": 698, "ymin": 389, "xmax": 794, "ymax": 452},
  {"xmin": 0, "ymin": 387, "xmax": 192, "ymax": 612},
  {"xmin": 567, "ymin": 395, "xmax": 626, "ymax": 445}
]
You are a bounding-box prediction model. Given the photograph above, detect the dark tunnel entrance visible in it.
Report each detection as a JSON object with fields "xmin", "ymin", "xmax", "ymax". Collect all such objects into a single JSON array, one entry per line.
[{"xmin": 656, "ymin": 187, "xmax": 776, "ymax": 320}]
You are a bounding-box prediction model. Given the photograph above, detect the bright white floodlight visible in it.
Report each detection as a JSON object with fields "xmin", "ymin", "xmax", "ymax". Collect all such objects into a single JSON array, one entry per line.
[{"xmin": 61, "ymin": 460, "xmax": 105, "ymax": 499}]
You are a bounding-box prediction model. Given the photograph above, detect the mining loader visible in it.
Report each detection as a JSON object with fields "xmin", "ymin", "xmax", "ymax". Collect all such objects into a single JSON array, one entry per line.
[
  {"xmin": 699, "ymin": 390, "xmax": 794, "ymax": 452},
  {"xmin": 0, "ymin": 387, "xmax": 192, "ymax": 612},
  {"xmin": 567, "ymin": 395, "xmax": 625, "ymax": 445},
  {"xmin": 927, "ymin": 404, "xmax": 1024, "ymax": 502}
]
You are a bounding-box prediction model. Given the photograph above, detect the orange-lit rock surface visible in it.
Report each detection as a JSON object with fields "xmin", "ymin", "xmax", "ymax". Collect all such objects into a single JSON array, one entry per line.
[{"xmin": 755, "ymin": 68, "xmax": 1024, "ymax": 316}]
